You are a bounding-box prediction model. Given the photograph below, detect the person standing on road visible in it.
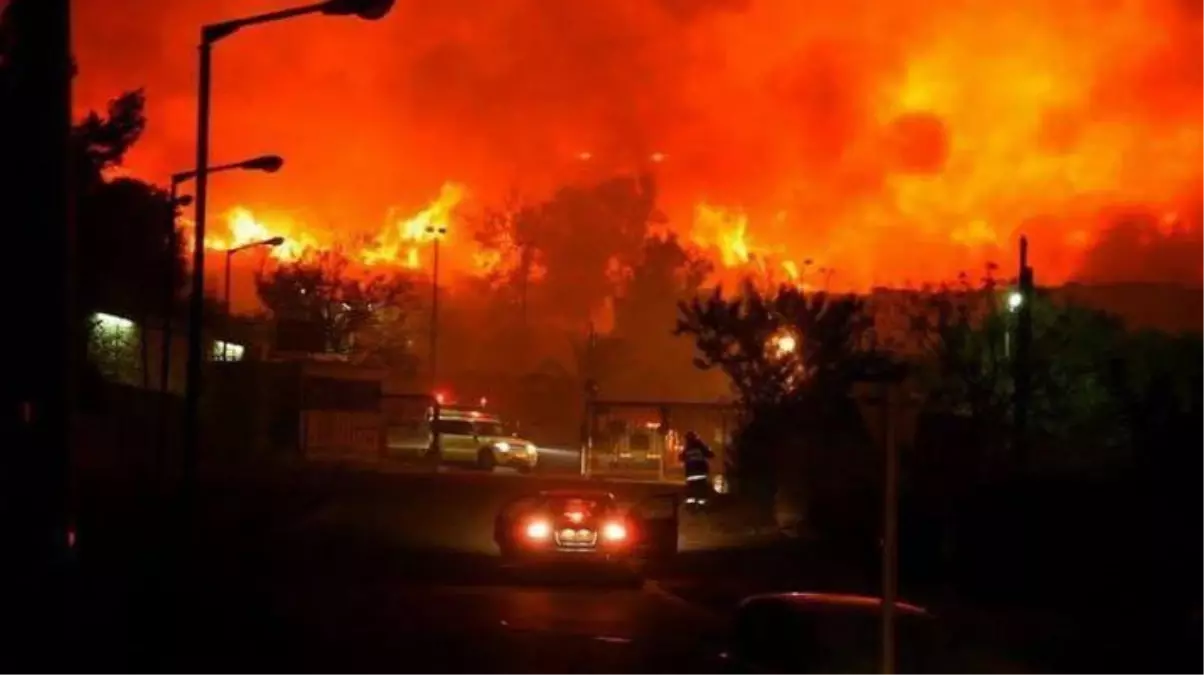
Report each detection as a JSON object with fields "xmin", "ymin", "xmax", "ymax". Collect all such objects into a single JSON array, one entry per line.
[{"xmin": 679, "ymin": 430, "xmax": 714, "ymax": 503}]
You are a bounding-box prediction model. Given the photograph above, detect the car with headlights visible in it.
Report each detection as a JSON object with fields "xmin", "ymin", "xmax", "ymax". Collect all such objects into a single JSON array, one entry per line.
[
  {"xmin": 494, "ymin": 489, "xmax": 678, "ymax": 577},
  {"xmin": 430, "ymin": 409, "xmax": 539, "ymax": 472}
]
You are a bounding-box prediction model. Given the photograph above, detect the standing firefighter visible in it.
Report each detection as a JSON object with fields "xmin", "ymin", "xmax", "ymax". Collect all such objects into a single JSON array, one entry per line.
[{"xmin": 680, "ymin": 430, "xmax": 715, "ymax": 505}]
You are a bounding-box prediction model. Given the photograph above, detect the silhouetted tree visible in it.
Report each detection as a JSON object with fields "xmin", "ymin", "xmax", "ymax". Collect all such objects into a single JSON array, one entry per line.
[
  {"xmin": 907, "ymin": 271, "xmax": 1138, "ymax": 468},
  {"xmin": 72, "ymin": 90, "xmax": 146, "ymax": 190},
  {"xmin": 70, "ymin": 92, "xmax": 183, "ymax": 388},
  {"xmin": 490, "ymin": 174, "xmax": 662, "ymax": 328},
  {"xmin": 2, "ymin": 14, "xmax": 172, "ymax": 319},
  {"xmin": 254, "ymin": 250, "xmax": 415, "ymax": 367},
  {"xmin": 905, "ymin": 273, "xmax": 1012, "ymax": 451},
  {"xmin": 4, "ymin": 10, "xmax": 180, "ymax": 392},
  {"xmin": 676, "ymin": 281, "xmax": 884, "ymax": 525},
  {"xmin": 617, "ymin": 234, "xmax": 712, "ymax": 333},
  {"xmin": 676, "ymin": 281, "xmax": 875, "ymax": 408},
  {"xmin": 77, "ymin": 176, "xmax": 178, "ymax": 315},
  {"xmin": 602, "ymin": 234, "xmax": 717, "ymax": 398}
]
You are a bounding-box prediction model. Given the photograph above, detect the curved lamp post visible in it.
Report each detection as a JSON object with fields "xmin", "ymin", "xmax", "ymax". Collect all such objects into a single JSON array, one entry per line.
[
  {"xmin": 183, "ymin": 0, "xmax": 395, "ymax": 503},
  {"xmin": 223, "ymin": 236, "xmax": 285, "ymax": 361},
  {"xmin": 164, "ymin": 153, "xmax": 283, "ymax": 380},
  {"xmin": 158, "ymin": 154, "xmax": 283, "ymax": 492}
]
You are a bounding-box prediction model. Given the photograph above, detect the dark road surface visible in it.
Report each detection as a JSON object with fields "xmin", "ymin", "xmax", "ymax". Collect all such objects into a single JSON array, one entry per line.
[
  {"xmin": 55, "ymin": 464, "xmax": 738, "ymax": 672},
  {"xmin": 21, "ymin": 461, "xmax": 1196, "ymax": 672},
  {"xmin": 292, "ymin": 462, "xmax": 697, "ymax": 554},
  {"xmin": 253, "ymin": 565, "xmax": 725, "ymax": 672}
]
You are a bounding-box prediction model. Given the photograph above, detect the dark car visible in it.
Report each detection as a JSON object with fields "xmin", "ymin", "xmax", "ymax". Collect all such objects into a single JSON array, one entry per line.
[
  {"xmin": 493, "ymin": 489, "xmax": 678, "ymax": 578},
  {"xmin": 721, "ymin": 592, "xmax": 950, "ymax": 673}
]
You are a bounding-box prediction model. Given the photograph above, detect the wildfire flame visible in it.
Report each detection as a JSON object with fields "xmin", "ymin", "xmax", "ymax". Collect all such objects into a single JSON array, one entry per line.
[
  {"xmin": 109, "ymin": 0, "xmax": 1200, "ymax": 293},
  {"xmin": 690, "ymin": 203, "xmax": 820, "ymax": 288},
  {"xmin": 206, "ymin": 207, "xmax": 324, "ymax": 261},
  {"xmin": 201, "ymin": 182, "xmax": 469, "ymax": 272},
  {"xmin": 361, "ymin": 183, "xmax": 466, "ymax": 269}
]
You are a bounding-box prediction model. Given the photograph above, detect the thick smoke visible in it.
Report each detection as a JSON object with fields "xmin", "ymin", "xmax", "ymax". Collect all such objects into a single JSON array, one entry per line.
[{"xmin": 73, "ymin": 0, "xmax": 1202, "ymax": 286}]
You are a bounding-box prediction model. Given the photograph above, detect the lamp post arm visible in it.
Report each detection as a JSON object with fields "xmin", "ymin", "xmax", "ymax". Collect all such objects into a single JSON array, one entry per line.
[
  {"xmin": 172, "ymin": 160, "xmax": 257, "ymax": 184},
  {"xmin": 203, "ymin": 3, "xmax": 329, "ymax": 43},
  {"xmin": 229, "ymin": 238, "xmax": 282, "ymax": 254}
]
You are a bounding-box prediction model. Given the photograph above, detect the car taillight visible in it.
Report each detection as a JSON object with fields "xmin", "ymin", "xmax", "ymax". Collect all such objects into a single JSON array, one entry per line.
[
  {"xmin": 601, "ymin": 521, "xmax": 627, "ymax": 542},
  {"xmin": 525, "ymin": 519, "xmax": 551, "ymax": 540}
]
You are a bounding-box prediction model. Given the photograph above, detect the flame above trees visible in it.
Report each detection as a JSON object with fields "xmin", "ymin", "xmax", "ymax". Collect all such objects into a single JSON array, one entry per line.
[{"xmin": 77, "ymin": 0, "xmax": 1201, "ymax": 291}]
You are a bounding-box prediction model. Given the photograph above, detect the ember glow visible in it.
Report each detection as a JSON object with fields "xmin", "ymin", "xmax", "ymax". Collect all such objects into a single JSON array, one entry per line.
[{"xmin": 75, "ymin": 0, "xmax": 1202, "ymax": 292}]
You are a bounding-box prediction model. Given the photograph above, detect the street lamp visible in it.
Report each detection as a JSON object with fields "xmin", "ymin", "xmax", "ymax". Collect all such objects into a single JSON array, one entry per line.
[
  {"xmin": 426, "ymin": 224, "xmax": 447, "ymax": 455},
  {"xmin": 162, "ymin": 154, "xmax": 283, "ymax": 393},
  {"xmin": 171, "ymin": 154, "xmax": 283, "ymax": 187},
  {"xmin": 1007, "ymin": 290, "xmax": 1023, "ymax": 312},
  {"xmin": 223, "ymin": 236, "xmax": 285, "ymax": 360},
  {"xmin": 183, "ymin": 0, "xmax": 394, "ymax": 504},
  {"xmin": 156, "ymin": 156, "xmax": 284, "ymax": 493},
  {"xmin": 771, "ymin": 331, "xmax": 797, "ymax": 357}
]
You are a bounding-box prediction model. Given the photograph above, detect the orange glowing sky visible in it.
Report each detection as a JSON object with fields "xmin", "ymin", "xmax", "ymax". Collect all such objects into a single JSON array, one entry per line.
[{"xmin": 73, "ymin": 0, "xmax": 1203, "ymax": 295}]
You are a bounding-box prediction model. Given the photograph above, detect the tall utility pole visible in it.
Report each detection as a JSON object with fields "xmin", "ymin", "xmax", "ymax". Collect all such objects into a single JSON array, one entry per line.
[
  {"xmin": 182, "ymin": 30, "xmax": 215, "ymax": 511},
  {"xmin": 156, "ymin": 181, "xmax": 186, "ymax": 490},
  {"xmin": 426, "ymin": 226, "xmax": 445, "ymax": 458},
  {"xmin": 581, "ymin": 321, "xmax": 598, "ymax": 477},
  {"xmin": 520, "ymin": 243, "xmax": 529, "ymax": 332},
  {"xmin": 880, "ymin": 383, "xmax": 899, "ymax": 675},
  {"xmin": 1013, "ymin": 236, "xmax": 1034, "ymax": 468},
  {"xmin": 429, "ymin": 236, "xmax": 441, "ymax": 391},
  {"xmin": 852, "ymin": 367, "xmax": 911, "ymax": 675},
  {"xmin": 518, "ymin": 241, "xmax": 531, "ymax": 369},
  {"xmin": 2, "ymin": 0, "xmax": 75, "ymax": 657},
  {"xmin": 425, "ymin": 227, "xmax": 446, "ymax": 393}
]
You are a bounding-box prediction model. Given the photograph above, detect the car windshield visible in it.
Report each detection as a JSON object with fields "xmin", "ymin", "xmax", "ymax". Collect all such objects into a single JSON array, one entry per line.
[
  {"xmin": 432, "ymin": 419, "xmax": 474, "ymax": 435},
  {"xmin": 545, "ymin": 497, "xmax": 607, "ymax": 518},
  {"xmin": 474, "ymin": 421, "xmax": 506, "ymax": 437}
]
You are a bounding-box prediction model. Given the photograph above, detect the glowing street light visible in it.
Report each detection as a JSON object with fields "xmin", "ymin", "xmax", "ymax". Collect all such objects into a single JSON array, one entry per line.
[
  {"xmin": 772, "ymin": 332, "xmax": 798, "ymax": 357},
  {"xmin": 1007, "ymin": 290, "xmax": 1024, "ymax": 312}
]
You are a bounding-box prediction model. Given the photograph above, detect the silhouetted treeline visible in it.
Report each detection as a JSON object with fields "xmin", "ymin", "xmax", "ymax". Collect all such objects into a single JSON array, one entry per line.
[{"xmin": 676, "ymin": 276, "xmax": 1202, "ymax": 640}]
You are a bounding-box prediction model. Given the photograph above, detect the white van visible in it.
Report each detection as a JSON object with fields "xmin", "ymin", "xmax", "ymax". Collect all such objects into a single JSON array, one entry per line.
[{"xmin": 431, "ymin": 408, "xmax": 539, "ymax": 472}]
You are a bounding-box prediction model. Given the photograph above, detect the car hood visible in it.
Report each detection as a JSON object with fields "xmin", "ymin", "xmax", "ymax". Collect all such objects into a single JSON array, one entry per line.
[{"xmin": 483, "ymin": 435, "xmax": 536, "ymax": 447}]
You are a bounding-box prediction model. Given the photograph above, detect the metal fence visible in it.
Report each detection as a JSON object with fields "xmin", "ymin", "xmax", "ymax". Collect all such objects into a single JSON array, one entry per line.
[{"xmin": 583, "ymin": 399, "xmax": 738, "ymax": 482}]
